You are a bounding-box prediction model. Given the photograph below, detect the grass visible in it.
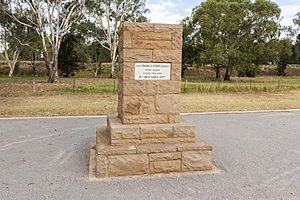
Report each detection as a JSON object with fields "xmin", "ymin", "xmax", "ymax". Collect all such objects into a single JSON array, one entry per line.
[
  {"xmin": 1, "ymin": 92, "xmax": 300, "ymax": 117},
  {"xmin": 0, "ymin": 75, "xmax": 300, "ymax": 117}
]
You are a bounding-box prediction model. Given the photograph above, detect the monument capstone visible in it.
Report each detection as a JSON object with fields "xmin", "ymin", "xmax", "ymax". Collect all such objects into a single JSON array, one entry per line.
[{"xmin": 91, "ymin": 22, "xmax": 213, "ymax": 177}]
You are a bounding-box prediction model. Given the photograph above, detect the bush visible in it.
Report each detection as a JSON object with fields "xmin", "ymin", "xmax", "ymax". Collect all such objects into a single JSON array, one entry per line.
[{"xmin": 237, "ymin": 64, "xmax": 260, "ymax": 77}]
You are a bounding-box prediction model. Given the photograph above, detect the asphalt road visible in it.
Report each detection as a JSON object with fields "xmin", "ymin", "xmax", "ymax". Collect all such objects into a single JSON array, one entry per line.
[{"xmin": 0, "ymin": 111, "xmax": 299, "ymax": 200}]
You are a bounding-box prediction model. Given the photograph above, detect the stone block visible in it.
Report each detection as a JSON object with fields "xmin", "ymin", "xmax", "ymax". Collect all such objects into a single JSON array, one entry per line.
[
  {"xmin": 182, "ymin": 151, "xmax": 213, "ymax": 171},
  {"xmin": 139, "ymin": 124, "xmax": 174, "ymax": 139},
  {"xmin": 97, "ymin": 143, "xmax": 137, "ymax": 155},
  {"xmin": 137, "ymin": 143, "xmax": 177, "ymax": 153},
  {"xmin": 171, "ymin": 32, "xmax": 182, "ymax": 50},
  {"xmin": 132, "ymin": 40, "xmax": 172, "ymax": 50},
  {"xmin": 176, "ymin": 140, "xmax": 213, "ymax": 151},
  {"xmin": 140, "ymin": 137, "xmax": 194, "ymax": 144},
  {"xmin": 149, "ymin": 152, "xmax": 181, "ymax": 161},
  {"xmin": 120, "ymin": 49, "xmax": 152, "ymax": 62},
  {"xmin": 123, "ymin": 22, "xmax": 154, "ymax": 32},
  {"xmin": 150, "ymin": 160, "xmax": 181, "ymax": 173},
  {"xmin": 154, "ymin": 24, "xmax": 183, "ymax": 33},
  {"xmin": 96, "ymin": 155, "xmax": 108, "ymax": 178},
  {"xmin": 96, "ymin": 126, "xmax": 109, "ymax": 145},
  {"xmin": 108, "ymin": 154, "xmax": 149, "ymax": 176},
  {"xmin": 173, "ymin": 123, "xmax": 196, "ymax": 138},
  {"xmin": 119, "ymin": 31, "xmax": 132, "ymax": 49},
  {"xmin": 111, "ymin": 139, "xmax": 140, "ymax": 146},
  {"xmin": 155, "ymin": 94, "xmax": 180, "ymax": 114},
  {"xmin": 168, "ymin": 114, "xmax": 181, "ymax": 123},
  {"xmin": 108, "ymin": 116, "xmax": 140, "ymax": 140},
  {"xmin": 146, "ymin": 80, "xmax": 181, "ymax": 94},
  {"xmin": 123, "ymin": 80, "xmax": 148, "ymax": 96},
  {"xmin": 133, "ymin": 31, "xmax": 171, "ymax": 41},
  {"xmin": 171, "ymin": 63, "xmax": 182, "ymax": 81},
  {"xmin": 121, "ymin": 62, "xmax": 135, "ymax": 81},
  {"xmin": 152, "ymin": 50, "xmax": 182, "ymax": 63},
  {"xmin": 122, "ymin": 114, "xmax": 169, "ymax": 124},
  {"xmin": 123, "ymin": 96, "xmax": 155, "ymax": 115}
]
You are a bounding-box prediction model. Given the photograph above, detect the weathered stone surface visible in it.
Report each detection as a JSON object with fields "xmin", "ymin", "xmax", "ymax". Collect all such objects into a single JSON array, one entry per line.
[
  {"xmin": 168, "ymin": 114, "xmax": 181, "ymax": 123},
  {"xmin": 176, "ymin": 140, "xmax": 213, "ymax": 151},
  {"xmin": 140, "ymin": 137, "xmax": 195, "ymax": 144},
  {"xmin": 149, "ymin": 152, "xmax": 181, "ymax": 161},
  {"xmin": 108, "ymin": 154, "xmax": 149, "ymax": 176},
  {"xmin": 155, "ymin": 94, "xmax": 180, "ymax": 114},
  {"xmin": 150, "ymin": 160, "xmax": 181, "ymax": 173},
  {"xmin": 133, "ymin": 31, "xmax": 171, "ymax": 41},
  {"xmin": 173, "ymin": 123, "xmax": 196, "ymax": 138},
  {"xmin": 123, "ymin": 96, "xmax": 155, "ymax": 115},
  {"xmin": 139, "ymin": 124, "xmax": 173, "ymax": 139},
  {"xmin": 146, "ymin": 80, "xmax": 181, "ymax": 94},
  {"xmin": 120, "ymin": 49, "xmax": 152, "ymax": 62},
  {"xmin": 96, "ymin": 155, "xmax": 108, "ymax": 178},
  {"xmin": 171, "ymin": 32, "xmax": 182, "ymax": 50},
  {"xmin": 123, "ymin": 80, "xmax": 147, "ymax": 95},
  {"xmin": 108, "ymin": 116, "xmax": 140, "ymax": 139},
  {"xmin": 132, "ymin": 40, "xmax": 171, "ymax": 50},
  {"xmin": 122, "ymin": 114, "xmax": 169, "ymax": 124},
  {"xmin": 97, "ymin": 144, "xmax": 137, "ymax": 155},
  {"xmin": 111, "ymin": 139, "xmax": 140, "ymax": 146},
  {"xmin": 154, "ymin": 24, "xmax": 183, "ymax": 32},
  {"xmin": 171, "ymin": 63, "xmax": 182, "ymax": 81},
  {"xmin": 182, "ymin": 151, "xmax": 213, "ymax": 171},
  {"xmin": 153, "ymin": 50, "xmax": 182, "ymax": 63},
  {"xmin": 96, "ymin": 126, "xmax": 109, "ymax": 146},
  {"xmin": 123, "ymin": 22, "xmax": 154, "ymax": 32},
  {"xmin": 137, "ymin": 143, "xmax": 177, "ymax": 153},
  {"xmin": 121, "ymin": 62, "xmax": 135, "ymax": 81},
  {"xmin": 119, "ymin": 31, "xmax": 132, "ymax": 49}
]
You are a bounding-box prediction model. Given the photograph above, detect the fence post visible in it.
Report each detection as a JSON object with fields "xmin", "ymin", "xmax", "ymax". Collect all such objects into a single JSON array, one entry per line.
[
  {"xmin": 72, "ymin": 79, "xmax": 76, "ymax": 93},
  {"xmin": 184, "ymin": 79, "xmax": 188, "ymax": 92},
  {"xmin": 277, "ymin": 79, "xmax": 280, "ymax": 89},
  {"xmin": 32, "ymin": 79, "xmax": 36, "ymax": 94},
  {"xmin": 114, "ymin": 79, "xmax": 116, "ymax": 93}
]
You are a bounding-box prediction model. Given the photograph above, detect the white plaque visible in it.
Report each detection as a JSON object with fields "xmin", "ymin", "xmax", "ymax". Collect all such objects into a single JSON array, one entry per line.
[{"xmin": 135, "ymin": 63, "xmax": 171, "ymax": 80}]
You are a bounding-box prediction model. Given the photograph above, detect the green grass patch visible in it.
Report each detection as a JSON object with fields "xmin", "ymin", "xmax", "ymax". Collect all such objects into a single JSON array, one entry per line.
[{"xmin": 76, "ymin": 85, "xmax": 117, "ymax": 93}]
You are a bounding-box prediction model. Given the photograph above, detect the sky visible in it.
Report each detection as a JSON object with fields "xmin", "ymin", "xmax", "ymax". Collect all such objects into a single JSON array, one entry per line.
[{"xmin": 145, "ymin": 0, "xmax": 300, "ymax": 27}]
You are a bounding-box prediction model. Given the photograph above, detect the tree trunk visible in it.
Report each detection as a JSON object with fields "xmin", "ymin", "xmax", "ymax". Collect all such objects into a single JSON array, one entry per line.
[
  {"xmin": 111, "ymin": 61, "xmax": 115, "ymax": 78},
  {"xmin": 8, "ymin": 67, "xmax": 14, "ymax": 78},
  {"xmin": 224, "ymin": 67, "xmax": 231, "ymax": 81},
  {"xmin": 47, "ymin": 53, "xmax": 59, "ymax": 83},
  {"xmin": 181, "ymin": 64, "xmax": 188, "ymax": 78},
  {"xmin": 215, "ymin": 65, "xmax": 221, "ymax": 80}
]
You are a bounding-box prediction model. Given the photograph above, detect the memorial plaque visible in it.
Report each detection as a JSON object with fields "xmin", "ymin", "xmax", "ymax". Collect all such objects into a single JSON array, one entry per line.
[{"xmin": 135, "ymin": 63, "xmax": 171, "ymax": 80}]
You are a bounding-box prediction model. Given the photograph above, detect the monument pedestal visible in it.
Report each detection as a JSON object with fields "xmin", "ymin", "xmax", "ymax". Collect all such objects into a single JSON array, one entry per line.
[
  {"xmin": 91, "ymin": 22, "xmax": 213, "ymax": 178},
  {"xmin": 94, "ymin": 115, "xmax": 212, "ymax": 177}
]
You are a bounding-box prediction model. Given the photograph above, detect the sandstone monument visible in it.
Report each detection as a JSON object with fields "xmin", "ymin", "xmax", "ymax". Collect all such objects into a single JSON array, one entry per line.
[{"xmin": 92, "ymin": 23, "xmax": 213, "ymax": 178}]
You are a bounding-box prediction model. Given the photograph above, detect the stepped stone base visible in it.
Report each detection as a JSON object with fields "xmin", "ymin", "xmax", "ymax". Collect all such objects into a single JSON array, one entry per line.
[{"xmin": 94, "ymin": 116, "xmax": 213, "ymax": 178}]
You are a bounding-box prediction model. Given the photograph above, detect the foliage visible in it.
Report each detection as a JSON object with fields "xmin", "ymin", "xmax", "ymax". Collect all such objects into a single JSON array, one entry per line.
[
  {"xmin": 276, "ymin": 39, "xmax": 293, "ymax": 76},
  {"xmin": 186, "ymin": 0, "xmax": 281, "ymax": 81},
  {"xmin": 237, "ymin": 64, "xmax": 261, "ymax": 78},
  {"xmin": 1, "ymin": 0, "xmax": 85, "ymax": 83},
  {"xmin": 58, "ymin": 34, "xmax": 85, "ymax": 77},
  {"xmin": 85, "ymin": 0, "xmax": 149, "ymax": 77}
]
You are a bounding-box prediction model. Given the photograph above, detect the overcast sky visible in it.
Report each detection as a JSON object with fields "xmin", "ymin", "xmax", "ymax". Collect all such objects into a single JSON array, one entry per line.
[{"xmin": 145, "ymin": 0, "xmax": 300, "ymax": 27}]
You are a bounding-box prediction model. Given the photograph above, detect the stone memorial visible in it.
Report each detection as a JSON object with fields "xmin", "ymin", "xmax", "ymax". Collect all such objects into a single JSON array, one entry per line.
[{"xmin": 91, "ymin": 22, "xmax": 213, "ymax": 178}]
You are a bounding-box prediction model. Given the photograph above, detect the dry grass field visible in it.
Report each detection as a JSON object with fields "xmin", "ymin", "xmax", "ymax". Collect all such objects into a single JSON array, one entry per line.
[{"xmin": 0, "ymin": 76, "xmax": 300, "ymax": 117}]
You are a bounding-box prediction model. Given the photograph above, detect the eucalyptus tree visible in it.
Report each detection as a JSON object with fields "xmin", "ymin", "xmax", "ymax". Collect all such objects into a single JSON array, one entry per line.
[
  {"xmin": 0, "ymin": 2, "xmax": 25, "ymax": 77},
  {"xmin": 86, "ymin": 0, "xmax": 148, "ymax": 78},
  {"xmin": 189, "ymin": 0, "xmax": 281, "ymax": 80},
  {"xmin": 1, "ymin": 0, "xmax": 85, "ymax": 83}
]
